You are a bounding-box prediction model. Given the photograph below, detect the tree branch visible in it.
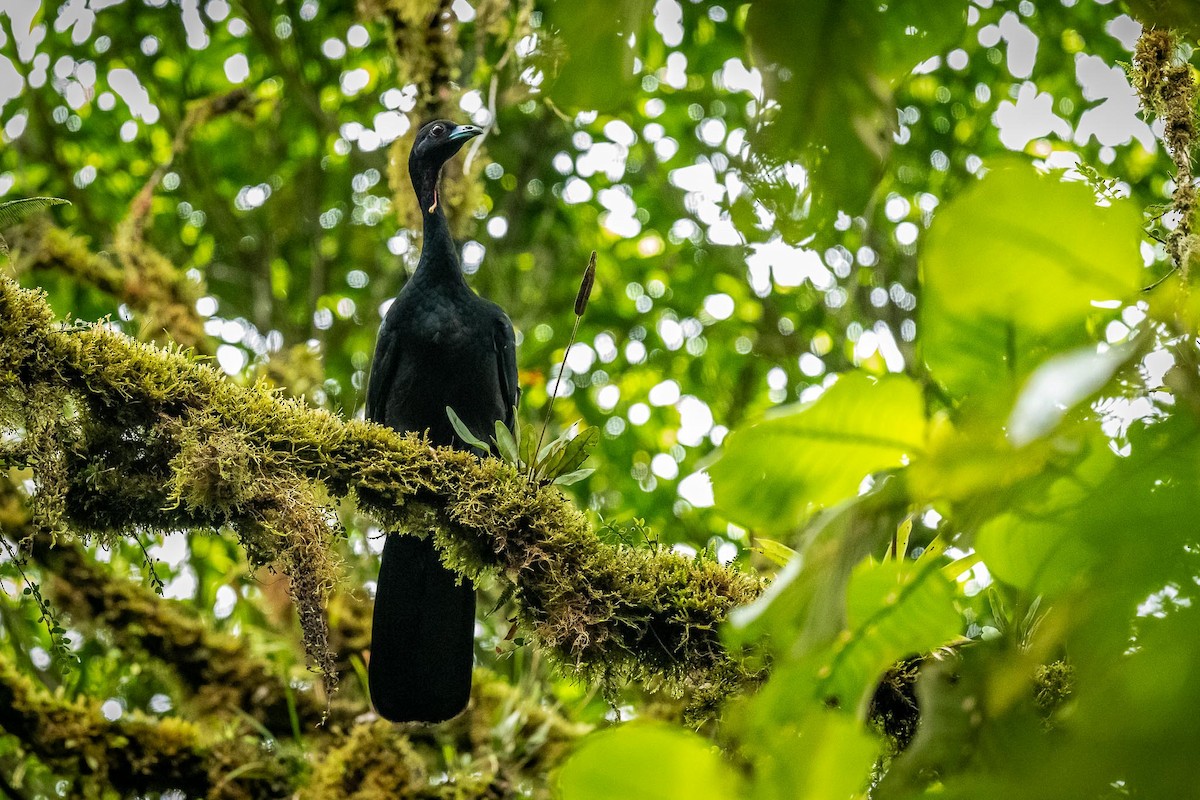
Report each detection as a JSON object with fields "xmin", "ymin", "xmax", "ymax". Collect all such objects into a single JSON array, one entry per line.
[
  {"xmin": 0, "ymin": 276, "xmax": 763, "ymax": 710},
  {"xmin": 0, "ymin": 652, "xmax": 298, "ymax": 798},
  {"xmin": 6, "ymin": 220, "xmax": 208, "ymax": 350},
  {"xmin": 1133, "ymin": 27, "xmax": 1198, "ymax": 276}
]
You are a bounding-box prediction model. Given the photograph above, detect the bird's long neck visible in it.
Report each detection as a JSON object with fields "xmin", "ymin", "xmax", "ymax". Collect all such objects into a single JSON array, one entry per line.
[{"xmin": 412, "ymin": 166, "xmax": 463, "ymax": 286}]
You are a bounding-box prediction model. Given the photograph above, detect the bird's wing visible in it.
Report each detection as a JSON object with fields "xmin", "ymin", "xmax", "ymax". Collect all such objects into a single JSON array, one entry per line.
[
  {"xmin": 494, "ymin": 314, "xmax": 520, "ymax": 430},
  {"xmin": 366, "ymin": 315, "xmax": 401, "ymax": 423}
]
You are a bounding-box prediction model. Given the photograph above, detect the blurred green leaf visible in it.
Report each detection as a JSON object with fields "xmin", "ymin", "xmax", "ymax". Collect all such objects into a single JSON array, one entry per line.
[
  {"xmin": 751, "ymin": 537, "xmax": 797, "ymax": 568},
  {"xmin": 746, "ymin": 0, "xmax": 967, "ymax": 216},
  {"xmin": 557, "ymin": 723, "xmax": 741, "ymax": 800},
  {"xmin": 711, "ymin": 372, "xmax": 926, "ymax": 532},
  {"xmin": 543, "ymin": 0, "xmax": 650, "ymax": 113},
  {"xmin": 816, "ymin": 559, "xmax": 961, "ymax": 713},
  {"xmin": 920, "ymin": 164, "xmax": 1144, "ymax": 399},
  {"xmin": 974, "ymin": 456, "xmax": 1108, "ymax": 597},
  {"xmin": 1124, "ymin": 0, "xmax": 1200, "ymax": 37},
  {"xmin": 1007, "ymin": 338, "xmax": 1142, "ymax": 447},
  {"xmin": 749, "ymin": 712, "xmax": 879, "ymax": 800},
  {"xmin": 726, "ymin": 477, "xmax": 907, "ymax": 657}
]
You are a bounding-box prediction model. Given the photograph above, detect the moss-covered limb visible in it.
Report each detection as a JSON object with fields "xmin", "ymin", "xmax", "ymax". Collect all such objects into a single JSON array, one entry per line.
[
  {"xmin": 0, "ymin": 649, "xmax": 582, "ymax": 800},
  {"xmin": 0, "ymin": 474, "xmax": 365, "ymax": 732},
  {"xmin": 0, "ymin": 652, "xmax": 299, "ymax": 799},
  {"xmin": 304, "ymin": 721, "xmax": 435, "ymax": 800},
  {"xmin": 305, "ymin": 670, "xmax": 588, "ymax": 799},
  {"xmin": 1133, "ymin": 28, "xmax": 1198, "ymax": 274},
  {"xmin": 0, "ymin": 277, "xmax": 764, "ymax": 705},
  {"xmin": 6, "ymin": 218, "xmax": 208, "ymax": 350},
  {"xmin": 40, "ymin": 540, "xmax": 335, "ymax": 729},
  {"xmin": 447, "ymin": 667, "xmax": 591, "ymax": 790},
  {"xmin": 5, "ymin": 480, "xmax": 584, "ymax": 794}
]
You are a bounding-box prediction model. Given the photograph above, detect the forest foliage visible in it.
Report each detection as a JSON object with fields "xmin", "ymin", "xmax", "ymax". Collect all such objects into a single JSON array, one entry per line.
[{"xmin": 1, "ymin": 0, "xmax": 1200, "ymax": 798}]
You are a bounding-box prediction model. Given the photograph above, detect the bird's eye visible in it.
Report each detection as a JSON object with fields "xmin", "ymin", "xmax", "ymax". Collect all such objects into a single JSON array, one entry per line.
[{"xmin": 432, "ymin": 124, "xmax": 445, "ymax": 137}]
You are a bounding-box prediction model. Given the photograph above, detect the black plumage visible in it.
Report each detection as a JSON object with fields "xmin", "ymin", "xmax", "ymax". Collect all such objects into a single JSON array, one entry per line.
[{"xmin": 366, "ymin": 119, "xmax": 518, "ymax": 723}]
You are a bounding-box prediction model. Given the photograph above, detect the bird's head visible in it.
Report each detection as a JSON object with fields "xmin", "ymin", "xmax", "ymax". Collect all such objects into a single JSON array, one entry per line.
[
  {"xmin": 408, "ymin": 120, "xmax": 482, "ymax": 214},
  {"xmin": 410, "ymin": 119, "xmax": 482, "ymax": 175}
]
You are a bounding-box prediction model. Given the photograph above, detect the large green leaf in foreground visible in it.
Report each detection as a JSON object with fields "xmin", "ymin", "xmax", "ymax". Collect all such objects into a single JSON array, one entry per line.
[
  {"xmin": 710, "ymin": 372, "xmax": 926, "ymax": 532},
  {"xmin": 920, "ymin": 164, "xmax": 1144, "ymax": 399},
  {"xmin": 557, "ymin": 724, "xmax": 740, "ymax": 800}
]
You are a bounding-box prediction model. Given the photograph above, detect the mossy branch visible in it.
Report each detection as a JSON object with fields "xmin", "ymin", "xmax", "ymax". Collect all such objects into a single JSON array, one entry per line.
[
  {"xmin": 1133, "ymin": 27, "xmax": 1198, "ymax": 275},
  {"xmin": 304, "ymin": 671, "xmax": 589, "ymax": 799},
  {"xmin": 2, "ymin": 475, "xmax": 355, "ymax": 733},
  {"xmin": 0, "ymin": 639, "xmax": 582, "ymax": 798},
  {"xmin": 19, "ymin": 531, "xmax": 336, "ymax": 732},
  {"xmin": 0, "ymin": 652, "xmax": 299, "ymax": 798},
  {"xmin": 0, "ymin": 276, "xmax": 764, "ymax": 709},
  {"xmin": 6, "ymin": 218, "xmax": 208, "ymax": 350}
]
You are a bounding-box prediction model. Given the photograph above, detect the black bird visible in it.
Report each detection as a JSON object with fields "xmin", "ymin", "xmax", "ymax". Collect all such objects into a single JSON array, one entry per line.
[{"xmin": 366, "ymin": 119, "xmax": 518, "ymax": 722}]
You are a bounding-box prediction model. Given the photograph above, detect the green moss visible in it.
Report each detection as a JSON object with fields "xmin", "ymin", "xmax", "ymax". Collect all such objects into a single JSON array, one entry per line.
[
  {"xmin": 0, "ymin": 276, "xmax": 765, "ymax": 713},
  {"xmin": 1133, "ymin": 29, "xmax": 1198, "ymax": 276},
  {"xmin": 9, "ymin": 219, "xmax": 207, "ymax": 350},
  {"xmin": 304, "ymin": 721, "xmax": 430, "ymax": 800},
  {"xmin": 0, "ymin": 652, "xmax": 298, "ymax": 798},
  {"xmin": 18, "ymin": 523, "xmax": 333, "ymax": 731},
  {"xmin": 868, "ymin": 657, "xmax": 923, "ymax": 755},
  {"xmin": 1033, "ymin": 659, "xmax": 1075, "ymax": 716}
]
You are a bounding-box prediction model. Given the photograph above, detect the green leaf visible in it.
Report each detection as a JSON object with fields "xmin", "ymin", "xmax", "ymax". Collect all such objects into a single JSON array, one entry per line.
[
  {"xmin": 551, "ymin": 467, "xmax": 594, "ymax": 486},
  {"xmin": 813, "ymin": 559, "xmax": 961, "ymax": 713},
  {"xmin": 892, "ymin": 515, "xmax": 913, "ymax": 561},
  {"xmin": 726, "ymin": 477, "xmax": 907, "ymax": 656},
  {"xmin": 543, "ymin": 425, "xmax": 599, "ymax": 479},
  {"xmin": 445, "ymin": 406, "xmax": 490, "ymax": 453},
  {"xmin": 920, "ymin": 164, "xmax": 1144, "ymax": 399},
  {"xmin": 710, "ymin": 372, "xmax": 926, "ymax": 532},
  {"xmin": 0, "ymin": 196, "xmax": 70, "ymax": 229},
  {"xmin": 1007, "ymin": 339, "xmax": 1142, "ymax": 447},
  {"xmin": 557, "ymin": 723, "xmax": 740, "ymax": 800},
  {"xmin": 493, "ymin": 420, "xmax": 519, "ymax": 465},
  {"xmin": 747, "ymin": 712, "xmax": 880, "ymax": 800},
  {"xmin": 519, "ymin": 419, "xmax": 540, "ymax": 468},
  {"xmin": 543, "ymin": 0, "xmax": 650, "ymax": 113},
  {"xmin": 973, "ymin": 458, "xmax": 1108, "ymax": 598},
  {"xmin": 1124, "ymin": 0, "xmax": 1200, "ymax": 37},
  {"xmin": 537, "ymin": 434, "xmax": 569, "ymax": 465},
  {"xmin": 746, "ymin": 0, "xmax": 967, "ymax": 217},
  {"xmin": 751, "ymin": 537, "xmax": 797, "ymax": 568},
  {"xmin": 976, "ymin": 417, "xmax": 1200, "ymax": 602}
]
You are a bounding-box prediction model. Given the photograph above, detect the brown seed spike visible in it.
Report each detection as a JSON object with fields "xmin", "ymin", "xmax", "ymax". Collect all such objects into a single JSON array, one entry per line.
[{"xmin": 574, "ymin": 251, "xmax": 596, "ymax": 317}]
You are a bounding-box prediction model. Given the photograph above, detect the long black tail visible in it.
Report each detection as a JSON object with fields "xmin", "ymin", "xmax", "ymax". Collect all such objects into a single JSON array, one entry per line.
[{"xmin": 369, "ymin": 534, "xmax": 476, "ymax": 722}]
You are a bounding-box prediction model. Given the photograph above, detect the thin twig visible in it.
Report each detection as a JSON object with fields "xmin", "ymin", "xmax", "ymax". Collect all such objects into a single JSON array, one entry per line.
[{"xmin": 531, "ymin": 252, "xmax": 596, "ymax": 477}]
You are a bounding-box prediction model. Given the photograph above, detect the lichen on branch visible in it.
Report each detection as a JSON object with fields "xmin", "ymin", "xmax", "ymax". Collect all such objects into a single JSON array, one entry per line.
[
  {"xmin": 0, "ymin": 276, "xmax": 763, "ymax": 710},
  {"xmin": 1133, "ymin": 27, "xmax": 1199, "ymax": 275}
]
